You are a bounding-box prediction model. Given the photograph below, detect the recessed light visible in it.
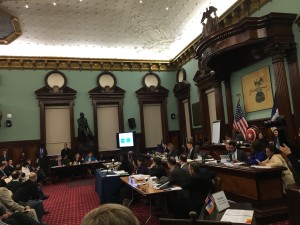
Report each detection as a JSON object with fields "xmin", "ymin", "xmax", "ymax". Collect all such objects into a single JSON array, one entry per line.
[
  {"xmin": 139, "ymin": 0, "xmax": 142, "ymax": 3},
  {"xmin": 53, "ymin": 2, "xmax": 57, "ymax": 6},
  {"xmin": 166, "ymin": 7, "xmax": 169, "ymax": 10},
  {"xmin": 25, "ymin": 4, "xmax": 29, "ymax": 8}
]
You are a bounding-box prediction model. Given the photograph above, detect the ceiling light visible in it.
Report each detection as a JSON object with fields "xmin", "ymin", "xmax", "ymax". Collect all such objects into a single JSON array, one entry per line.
[
  {"xmin": 139, "ymin": 0, "xmax": 142, "ymax": 3},
  {"xmin": 53, "ymin": 2, "xmax": 56, "ymax": 6},
  {"xmin": 25, "ymin": 4, "xmax": 29, "ymax": 8},
  {"xmin": 166, "ymin": 7, "xmax": 169, "ymax": 10}
]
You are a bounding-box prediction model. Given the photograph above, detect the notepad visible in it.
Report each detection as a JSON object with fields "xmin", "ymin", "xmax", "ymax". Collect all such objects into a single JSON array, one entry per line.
[{"xmin": 221, "ymin": 209, "xmax": 254, "ymax": 224}]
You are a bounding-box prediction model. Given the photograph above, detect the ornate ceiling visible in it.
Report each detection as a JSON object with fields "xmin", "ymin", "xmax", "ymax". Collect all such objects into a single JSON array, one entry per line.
[{"xmin": 0, "ymin": 0, "xmax": 271, "ymax": 71}]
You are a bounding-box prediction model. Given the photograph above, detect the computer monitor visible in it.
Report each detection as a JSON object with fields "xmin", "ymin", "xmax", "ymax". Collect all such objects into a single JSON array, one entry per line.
[{"xmin": 116, "ymin": 131, "xmax": 136, "ymax": 149}]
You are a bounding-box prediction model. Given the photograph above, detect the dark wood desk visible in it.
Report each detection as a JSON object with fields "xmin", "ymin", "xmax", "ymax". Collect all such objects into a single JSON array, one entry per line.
[
  {"xmin": 286, "ymin": 183, "xmax": 300, "ymax": 225},
  {"xmin": 201, "ymin": 163, "xmax": 287, "ymax": 224}
]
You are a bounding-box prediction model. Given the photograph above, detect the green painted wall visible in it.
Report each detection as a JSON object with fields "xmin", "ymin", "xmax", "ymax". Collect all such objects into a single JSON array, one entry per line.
[{"xmin": 0, "ymin": 69, "xmax": 178, "ymax": 142}]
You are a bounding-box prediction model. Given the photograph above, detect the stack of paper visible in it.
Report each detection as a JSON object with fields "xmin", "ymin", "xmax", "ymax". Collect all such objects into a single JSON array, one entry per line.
[{"xmin": 221, "ymin": 209, "xmax": 254, "ymax": 224}]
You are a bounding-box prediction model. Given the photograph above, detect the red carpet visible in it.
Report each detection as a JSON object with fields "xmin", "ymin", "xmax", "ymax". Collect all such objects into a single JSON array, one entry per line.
[
  {"xmin": 42, "ymin": 178, "xmax": 99, "ymax": 225},
  {"xmin": 41, "ymin": 178, "xmax": 289, "ymax": 225}
]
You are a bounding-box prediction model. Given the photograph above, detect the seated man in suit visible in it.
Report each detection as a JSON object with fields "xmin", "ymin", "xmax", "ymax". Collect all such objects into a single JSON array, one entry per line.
[
  {"xmin": 186, "ymin": 140, "xmax": 196, "ymax": 160},
  {"xmin": 0, "ymin": 206, "xmax": 40, "ymax": 225},
  {"xmin": 13, "ymin": 172, "xmax": 48, "ymax": 223},
  {"xmin": 4, "ymin": 160, "xmax": 15, "ymax": 177},
  {"xmin": 178, "ymin": 154, "xmax": 189, "ymax": 172},
  {"xmin": 226, "ymin": 141, "xmax": 247, "ymax": 163},
  {"xmin": 165, "ymin": 157, "xmax": 190, "ymax": 218},
  {"xmin": 0, "ymin": 180, "xmax": 39, "ymax": 223},
  {"xmin": 6, "ymin": 171, "xmax": 22, "ymax": 194},
  {"xmin": 0, "ymin": 162, "xmax": 8, "ymax": 180},
  {"xmin": 0, "ymin": 150, "xmax": 11, "ymax": 163}
]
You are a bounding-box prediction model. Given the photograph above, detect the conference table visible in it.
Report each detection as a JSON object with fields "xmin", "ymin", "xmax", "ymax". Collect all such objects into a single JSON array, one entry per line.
[
  {"xmin": 120, "ymin": 176, "xmax": 182, "ymax": 225},
  {"xmin": 50, "ymin": 161, "xmax": 104, "ymax": 181},
  {"xmin": 95, "ymin": 169, "xmax": 127, "ymax": 204}
]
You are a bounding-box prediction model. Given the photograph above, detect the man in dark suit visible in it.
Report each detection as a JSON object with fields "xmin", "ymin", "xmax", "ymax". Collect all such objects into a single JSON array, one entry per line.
[
  {"xmin": 226, "ymin": 141, "xmax": 247, "ymax": 163},
  {"xmin": 0, "ymin": 162, "xmax": 8, "ymax": 179},
  {"xmin": 4, "ymin": 160, "xmax": 14, "ymax": 176},
  {"xmin": 167, "ymin": 156, "xmax": 190, "ymax": 187},
  {"xmin": 6, "ymin": 171, "xmax": 22, "ymax": 194},
  {"xmin": 61, "ymin": 143, "xmax": 72, "ymax": 162},
  {"xmin": 13, "ymin": 172, "xmax": 46, "ymax": 223},
  {"xmin": 36, "ymin": 144, "xmax": 48, "ymax": 173},
  {"xmin": 166, "ymin": 157, "xmax": 190, "ymax": 218},
  {"xmin": 0, "ymin": 150, "xmax": 11, "ymax": 163},
  {"xmin": 186, "ymin": 140, "xmax": 196, "ymax": 160}
]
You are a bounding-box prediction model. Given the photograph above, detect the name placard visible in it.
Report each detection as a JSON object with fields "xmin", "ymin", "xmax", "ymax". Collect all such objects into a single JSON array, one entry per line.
[{"xmin": 212, "ymin": 191, "xmax": 230, "ymax": 212}]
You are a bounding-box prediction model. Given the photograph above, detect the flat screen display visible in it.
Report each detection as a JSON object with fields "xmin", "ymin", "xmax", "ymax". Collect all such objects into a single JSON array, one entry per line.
[{"xmin": 116, "ymin": 131, "xmax": 135, "ymax": 148}]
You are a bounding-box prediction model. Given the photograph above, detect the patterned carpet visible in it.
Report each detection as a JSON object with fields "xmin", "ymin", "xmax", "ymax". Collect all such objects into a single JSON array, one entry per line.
[
  {"xmin": 41, "ymin": 178, "xmax": 289, "ymax": 225},
  {"xmin": 43, "ymin": 177, "xmax": 99, "ymax": 225}
]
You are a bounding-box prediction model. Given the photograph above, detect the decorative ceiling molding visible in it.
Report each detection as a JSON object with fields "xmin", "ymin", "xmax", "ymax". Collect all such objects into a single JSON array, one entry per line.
[
  {"xmin": 0, "ymin": 56, "xmax": 175, "ymax": 71},
  {"xmin": 0, "ymin": 0, "xmax": 272, "ymax": 71},
  {"xmin": 0, "ymin": 8, "xmax": 22, "ymax": 44}
]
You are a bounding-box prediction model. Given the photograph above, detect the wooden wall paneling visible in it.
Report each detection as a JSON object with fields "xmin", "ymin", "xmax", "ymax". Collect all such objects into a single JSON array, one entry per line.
[{"xmin": 286, "ymin": 44, "xmax": 300, "ymax": 132}]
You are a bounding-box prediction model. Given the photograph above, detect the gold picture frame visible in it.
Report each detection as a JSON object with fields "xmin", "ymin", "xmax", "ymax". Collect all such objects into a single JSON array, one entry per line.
[{"xmin": 242, "ymin": 66, "xmax": 273, "ymax": 113}]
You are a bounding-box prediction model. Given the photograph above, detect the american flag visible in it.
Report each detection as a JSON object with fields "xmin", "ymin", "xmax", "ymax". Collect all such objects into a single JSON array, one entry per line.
[
  {"xmin": 233, "ymin": 100, "xmax": 248, "ymax": 138},
  {"xmin": 205, "ymin": 194, "xmax": 215, "ymax": 214}
]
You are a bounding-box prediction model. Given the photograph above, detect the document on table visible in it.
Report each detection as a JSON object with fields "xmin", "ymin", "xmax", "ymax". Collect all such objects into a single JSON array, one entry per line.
[
  {"xmin": 251, "ymin": 165, "xmax": 272, "ymax": 169},
  {"xmin": 221, "ymin": 209, "xmax": 254, "ymax": 224}
]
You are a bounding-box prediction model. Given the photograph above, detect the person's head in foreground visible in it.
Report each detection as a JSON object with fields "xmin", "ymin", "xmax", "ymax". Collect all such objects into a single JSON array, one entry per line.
[{"xmin": 81, "ymin": 203, "xmax": 139, "ymax": 225}]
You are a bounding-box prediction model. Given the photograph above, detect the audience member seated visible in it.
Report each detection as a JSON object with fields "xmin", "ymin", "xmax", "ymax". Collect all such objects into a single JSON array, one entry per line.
[
  {"xmin": 61, "ymin": 143, "xmax": 73, "ymax": 163},
  {"xmin": 134, "ymin": 156, "xmax": 148, "ymax": 175},
  {"xmin": 4, "ymin": 160, "xmax": 15, "ymax": 177},
  {"xmin": 21, "ymin": 161, "xmax": 31, "ymax": 180},
  {"xmin": 118, "ymin": 154, "xmax": 133, "ymax": 174},
  {"xmin": 226, "ymin": 141, "xmax": 247, "ymax": 163},
  {"xmin": 6, "ymin": 171, "xmax": 22, "ymax": 194},
  {"xmin": 179, "ymin": 154, "xmax": 189, "ymax": 172},
  {"xmin": 18, "ymin": 152, "xmax": 28, "ymax": 165},
  {"xmin": 0, "ymin": 206, "xmax": 41, "ymax": 225},
  {"xmin": 0, "ymin": 162, "xmax": 8, "ymax": 180},
  {"xmin": 247, "ymin": 139, "xmax": 267, "ymax": 165},
  {"xmin": 231, "ymin": 128, "xmax": 246, "ymax": 143},
  {"xmin": 166, "ymin": 143, "xmax": 177, "ymax": 158},
  {"xmin": 258, "ymin": 144, "xmax": 295, "ymax": 193},
  {"xmin": 0, "ymin": 150, "xmax": 11, "ymax": 163},
  {"xmin": 81, "ymin": 203, "xmax": 139, "ymax": 225},
  {"xmin": 185, "ymin": 162, "xmax": 213, "ymax": 215},
  {"xmin": 186, "ymin": 140, "xmax": 196, "ymax": 160},
  {"xmin": 149, "ymin": 157, "xmax": 166, "ymax": 179},
  {"xmin": 0, "ymin": 180, "xmax": 39, "ymax": 222},
  {"xmin": 13, "ymin": 172, "xmax": 48, "ymax": 223}
]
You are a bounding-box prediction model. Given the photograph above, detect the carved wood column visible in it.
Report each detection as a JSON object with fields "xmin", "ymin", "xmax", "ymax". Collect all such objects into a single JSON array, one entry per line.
[
  {"xmin": 224, "ymin": 79, "xmax": 234, "ymax": 131},
  {"xmin": 266, "ymin": 43, "xmax": 294, "ymax": 138},
  {"xmin": 286, "ymin": 43, "xmax": 300, "ymax": 130},
  {"xmin": 212, "ymin": 74, "xmax": 225, "ymax": 139}
]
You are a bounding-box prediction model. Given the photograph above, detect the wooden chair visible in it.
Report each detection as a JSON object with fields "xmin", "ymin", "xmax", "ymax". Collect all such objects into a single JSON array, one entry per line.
[{"xmin": 212, "ymin": 176, "xmax": 222, "ymax": 193}]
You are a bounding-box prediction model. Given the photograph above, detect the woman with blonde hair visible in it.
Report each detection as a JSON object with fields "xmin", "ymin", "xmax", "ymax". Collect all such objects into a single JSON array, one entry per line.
[
  {"xmin": 81, "ymin": 203, "xmax": 139, "ymax": 225},
  {"xmin": 258, "ymin": 144, "xmax": 295, "ymax": 193}
]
